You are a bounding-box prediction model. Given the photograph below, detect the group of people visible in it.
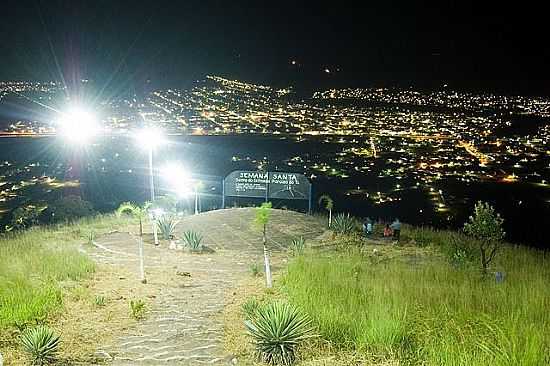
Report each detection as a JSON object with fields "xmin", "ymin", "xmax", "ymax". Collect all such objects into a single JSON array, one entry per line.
[{"xmin": 363, "ymin": 217, "xmax": 401, "ymax": 241}]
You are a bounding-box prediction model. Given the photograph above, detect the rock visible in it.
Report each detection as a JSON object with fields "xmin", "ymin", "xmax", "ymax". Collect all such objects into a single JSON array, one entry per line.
[
  {"xmin": 93, "ymin": 350, "xmax": 112, "ymax": 361},
  {"xmin": 176, "ymin": 270, "xmax": 191, "ymax": 277},
  {"xmin": 0, "ymin": 351, "xmax": 4, "ymax": 366}
]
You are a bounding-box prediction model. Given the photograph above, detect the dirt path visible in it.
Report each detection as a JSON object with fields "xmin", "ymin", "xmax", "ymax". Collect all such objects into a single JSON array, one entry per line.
[{"xmin": 82, "ymin": 208, "xmax": 325, "ymax": 365}]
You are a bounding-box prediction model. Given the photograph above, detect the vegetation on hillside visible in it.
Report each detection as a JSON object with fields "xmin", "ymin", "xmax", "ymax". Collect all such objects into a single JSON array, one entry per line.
[
  {"xmin": 277, "ymin": 207, "xmax": 549, "ymax": 365},
  {"xmin": 0, "ymin": 214, "xmax": 132, "ymax": 354},
  {"xmin": 225, "ymin": 203, "xmax": 548, "ymax": 365}
]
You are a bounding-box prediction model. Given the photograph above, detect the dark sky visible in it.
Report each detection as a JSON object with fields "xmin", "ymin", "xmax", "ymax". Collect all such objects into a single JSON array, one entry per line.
[{"xmin": 1, "ymin": 1, "xmax": 549, "ymax": 95}]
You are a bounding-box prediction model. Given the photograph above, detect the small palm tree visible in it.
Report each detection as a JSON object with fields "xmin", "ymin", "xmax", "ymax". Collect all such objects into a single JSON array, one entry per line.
[
  {"xmin": 117, "ymin": 202, "xmax": 151, "ymax": 284},
  {"xmin": 318, "ymin": 194, "xmax": 334, "ymax": 227},
  {"xmin": 255, "ymin": 202, "xmax": 273, "ymax": 288}
]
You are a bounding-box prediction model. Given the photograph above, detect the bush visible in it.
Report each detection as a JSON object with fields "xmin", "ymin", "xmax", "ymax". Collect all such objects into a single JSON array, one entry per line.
[
  {"xmin": 464, "ymin": 201, "xmax": 505, "ymax": 273},
  {"xmin": 41, "ymin": 196, "xmax": 95, "ymax": 223},
  {"xmin": 8, "ymin": 206, "xmax": 42, "ymax": 231},
  {"xmin": 330, "ymin": 213, "xmax": 359, "ymax": 235},
  {"xmin": 94, "ymin": 295, "xmax": 106, "ymax": 307},
  {"xmin": 129, "ymin": 299, "xmax": 146, "ymax": 320},
  {"xmin": 289, "ymin": 237, "xmax": 306, "ymax": 255},
  {"xmin": 20, "ymin": 325, "xmax": 61, "ymax": 365},
  {"xmin": 181, "ymin": 230, "xmax": 203, "ymax": 252},
  {"xmin": 152, "ymin": 194, "xmax": 178, "ymax": 214},
  {"xmin": 245, "ymin": 301, "xmax": 315, "ymax": 365},
  {"xmin": 242, "ymin": 297, "xmax": 261, "ymax": 320},
  {"xmin": 157, "ymin": 214, "xmax": 178, "ymax": 240}
]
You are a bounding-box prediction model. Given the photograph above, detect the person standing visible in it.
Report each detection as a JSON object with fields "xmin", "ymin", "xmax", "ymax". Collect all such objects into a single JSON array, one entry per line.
[
  {"xmin": 383, "ymin": 223, "xmax": 393, "ymax": 238},
  {"xmin": 363, "ymin": 217, "xmax": 374, "ymax": 235},
  {"xmin": 391, "ymin": 218, "xmax": 401, "ymax": 241}
]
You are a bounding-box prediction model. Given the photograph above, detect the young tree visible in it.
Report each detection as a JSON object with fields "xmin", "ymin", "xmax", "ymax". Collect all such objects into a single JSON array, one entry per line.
[
  {"xmin": 117, "ymin": 202, "xmax": 152, "ymax": 284},
  {"xmin": 463, "ymin": 201, "xmax": 505, "ymax": 274},
  {"xmin": 318, "ymin": 194, "xmax": 334, "ymax": 227},
  {"xmin": 255, "ymin": 202, "xmax": 273, "ymax": 288}
]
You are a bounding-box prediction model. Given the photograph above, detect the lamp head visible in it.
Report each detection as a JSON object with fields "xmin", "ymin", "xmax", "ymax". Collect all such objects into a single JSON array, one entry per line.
[
  {"xmin": 57, "ymin": 106, "xmax": 99, "ymax": 144},
  {"xmin": 135, "ymin": 127, "xmax": 164, "ymax": 150}
]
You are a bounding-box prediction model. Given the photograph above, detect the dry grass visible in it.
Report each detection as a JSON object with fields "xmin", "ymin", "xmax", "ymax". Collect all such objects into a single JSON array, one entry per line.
[{"xmin": 1, "ymin": 262, "xmax": 156, "ymax": 365}]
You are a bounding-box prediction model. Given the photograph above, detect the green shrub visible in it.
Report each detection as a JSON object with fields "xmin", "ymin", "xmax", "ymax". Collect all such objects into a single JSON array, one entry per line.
[
  {"xmin": 408, "ymin": 226, "xmax": 435, "ymax": 247},
  {"xmin": 8, "ymin": 206, "xmax": 42, "ymax": 231},
  {"xmin": 157, "ymin": 214, "xmax": 178, "ymax": 240},
  {"xmin": 129, "ymin": 299, "xmax": 146, "ymax": 320},
  {"xmin": 245, "ymin": 301, "xmax": 315, "ymax": 365},
  {"xmin": 152, "ymin": 194, "xmax": 178, "ymax": 213},
  {"xmin": 464, "ymin": 201, "xmax": 505, "ymax": 273},
  {"xmin": 242, "ymin": 297, "xmax": 261, "ymax": 320},
  {"xmin": 87, "ymin": 231, "xmax": 95, "ymax": 245},
  {"xmin": 41, "ymin": 196, "xmax": 95, "ymax": 224},
  {"xmin": 20, "ymin": 325, "xmax": 61, "ymax": 365},
  {"xmin": 330, "ymin": 213, "xmax": 359, "ymax": 235},
  {"xmin": 289, "ymin": 237, "xmax": 306, "ymax": 255},
  {"xmin": 181, "ymin": 230, "xmax": 203, "ymax": 252},
  {"xmin": 441, "ymin": 234, "xmax": 478, "ymax": 267},
  {"xmin": 94, "ymin": 295, "xmax": 106, "ymax": 307}
]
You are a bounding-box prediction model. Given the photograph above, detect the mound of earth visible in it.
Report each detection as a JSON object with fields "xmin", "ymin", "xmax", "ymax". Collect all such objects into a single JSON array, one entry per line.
[{"xmin": 79, "ymin": 208, "xmax": 326, "ymax": 365}]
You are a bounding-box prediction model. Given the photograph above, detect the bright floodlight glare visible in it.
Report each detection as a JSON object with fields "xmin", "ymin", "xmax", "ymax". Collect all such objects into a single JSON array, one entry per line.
[
  {"xmin": 161, "ymin": 162, "xmax": 193, "ymax": 198},
  {"xmin": 135, "ymin": 127, "xmax": 164, "ymax": 150},
  {"xmin": 57, "ymin": 107, "xmax": 99, "ymax": 144}
]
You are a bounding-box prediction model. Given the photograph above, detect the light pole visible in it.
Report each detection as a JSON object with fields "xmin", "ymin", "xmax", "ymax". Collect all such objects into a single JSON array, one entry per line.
[
  {"xmin": 160, "ymin": 162, "xmax": 202, "ymax": 215},
  {"xmin": 135, "ymin": 127, "xmax": 164, "ymax": 245},
  {"xmin": 148, "ymin": 147, "xmax": 155, "ymax": 202},
  {"xmin": 56, "ymin": 106, "xmax": 100, "ymax": 199}
]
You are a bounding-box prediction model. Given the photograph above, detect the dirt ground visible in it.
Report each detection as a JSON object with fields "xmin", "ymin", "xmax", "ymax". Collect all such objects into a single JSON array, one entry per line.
[{"xmin": 69, "ymin": 208, "xmax": 326, "ymax": 365}]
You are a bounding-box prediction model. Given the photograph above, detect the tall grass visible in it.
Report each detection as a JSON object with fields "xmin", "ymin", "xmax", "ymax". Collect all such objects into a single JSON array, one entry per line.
[
  {"xmin": 283, "ymin": 239, "xmax": 550, "ymax": 365},
  {"xmin": 0, "ymin": 214, "xmax": 131, "ymax": 330}
]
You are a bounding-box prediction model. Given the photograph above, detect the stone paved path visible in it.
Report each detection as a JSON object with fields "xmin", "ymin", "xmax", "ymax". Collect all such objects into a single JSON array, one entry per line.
[{"xmin": 82, "ymin": 208, "xmax": 325, "ymax": 365}]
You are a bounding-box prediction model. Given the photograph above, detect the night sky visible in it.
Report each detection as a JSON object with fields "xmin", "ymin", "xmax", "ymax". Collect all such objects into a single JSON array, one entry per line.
[{"xmin": 1, "ymin": 1, "xmax": 549, "ymax": 95}]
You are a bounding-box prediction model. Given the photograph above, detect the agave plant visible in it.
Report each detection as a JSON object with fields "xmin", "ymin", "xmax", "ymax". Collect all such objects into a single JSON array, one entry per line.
[
  {"xmin": 156, "ymin": 214, "xmax": 178, "ymax": 241},
  {"xmin": 20, "ymin": 325, "xmax": 61, "ymax": 365},
  {"xmin": 130, "ymin": 299, "xmax": 147, "ymax": 320},
  {"xmin": 181, "ymin": 230, "xmax": 203, "ymax": 252},
  {"xmin": 289, "ymin": 237, "xmax": 306, "ymax": 255},
  {"xmin": 241, "ymin": 297, "xmax": 261, "ymax": 320},
  {"xmin": 330, "ymin": 213, "xmax": 358, "ymax": 235},
  {"xmin": 245, "ymin": 302, "xmax": 315, "ymax": 365}
]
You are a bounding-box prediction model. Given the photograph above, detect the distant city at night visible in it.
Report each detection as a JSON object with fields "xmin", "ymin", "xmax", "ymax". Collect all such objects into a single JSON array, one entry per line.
[{"xmin": 1, "ymin": 2, "xmax": 549, "ymax": 365}]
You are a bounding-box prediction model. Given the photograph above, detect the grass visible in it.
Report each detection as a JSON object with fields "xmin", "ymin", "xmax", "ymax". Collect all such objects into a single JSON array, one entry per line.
[
  {"xmin": 0, "ymin": 214, "xmax": 132, "ymax": 330},
  {"xmin": 282, "ymin": 231, "xmax": 550, "ymax": 365}
]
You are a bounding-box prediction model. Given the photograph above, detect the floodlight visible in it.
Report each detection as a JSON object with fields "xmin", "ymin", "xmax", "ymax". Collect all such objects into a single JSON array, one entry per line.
[
  {"xmin": 57, "ymin": 107, "xmax": 99, "ymax": 144},
  {"xmin": 160, "ymin": 162, "xmax": 193, "ymax": 198},
  {"xmin": 135, "ymin": 127, "xmax": 164, "ymax": 150}
]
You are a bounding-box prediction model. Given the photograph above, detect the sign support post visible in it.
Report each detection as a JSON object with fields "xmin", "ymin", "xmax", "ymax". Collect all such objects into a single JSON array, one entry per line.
[
  {"xmin": 264, "ymin": 172, "xmax": 269, "ymax": 203},
  {"xmin": 308, "ymin": 183, "xmax": 312, "ymax": 214},
  {"xmin": 221, "ymin": 178, "xmax": 225, "ymax": 209}
]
